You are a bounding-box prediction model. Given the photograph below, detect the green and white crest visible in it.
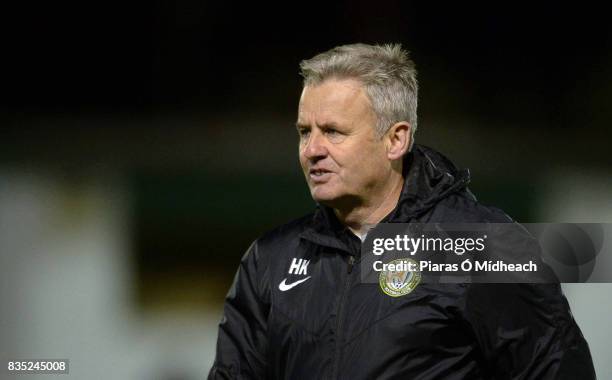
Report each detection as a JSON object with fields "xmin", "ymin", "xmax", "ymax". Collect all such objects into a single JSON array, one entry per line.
[{"xmin": 379, "ymin": 258, "xmax": 421, "ymax": 297}]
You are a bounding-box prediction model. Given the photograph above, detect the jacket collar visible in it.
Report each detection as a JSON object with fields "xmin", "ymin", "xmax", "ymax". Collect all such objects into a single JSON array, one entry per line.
[{"xmin": 388, "ymin": 144, "xmax": 471, "ymax": 222}]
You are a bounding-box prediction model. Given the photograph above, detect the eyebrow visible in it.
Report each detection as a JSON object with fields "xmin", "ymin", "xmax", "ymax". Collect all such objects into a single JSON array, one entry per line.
[{"xmin": 295, "ymin": 122, "xmax": 341, "ymax": 129}]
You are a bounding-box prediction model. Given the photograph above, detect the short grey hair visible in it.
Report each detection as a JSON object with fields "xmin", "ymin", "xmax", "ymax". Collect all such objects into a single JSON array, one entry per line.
[{"xmin": 299, "ymin": 43, "xmax": 418, "ymax": 145}]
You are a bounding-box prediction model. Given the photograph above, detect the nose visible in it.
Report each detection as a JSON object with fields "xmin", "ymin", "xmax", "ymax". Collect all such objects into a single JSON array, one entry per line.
[{"xmin": 302, "ymin": 129, "xmax": 328, "ymax": 161}]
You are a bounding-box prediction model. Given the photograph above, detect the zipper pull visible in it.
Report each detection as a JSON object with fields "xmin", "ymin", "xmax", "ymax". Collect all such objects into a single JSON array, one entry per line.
[{"xmin": 347, "ymin": 255, "xmax": 355, "ymax": 274}]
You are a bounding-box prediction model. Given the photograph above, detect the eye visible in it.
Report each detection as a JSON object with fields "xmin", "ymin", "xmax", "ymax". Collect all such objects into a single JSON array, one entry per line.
[{"xmin": 297, "ymin": 128, "xmax": 310, "ymax": 137}]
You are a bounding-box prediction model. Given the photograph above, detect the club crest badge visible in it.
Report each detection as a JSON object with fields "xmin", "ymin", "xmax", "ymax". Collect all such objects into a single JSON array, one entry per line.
[{"xmin": 379, "ymin": 258, "xmax": 421, "ymax": 297}]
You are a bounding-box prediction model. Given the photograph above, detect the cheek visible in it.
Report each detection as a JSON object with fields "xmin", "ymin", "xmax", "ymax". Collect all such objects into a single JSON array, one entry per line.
[
  {"xmin": 298, "ymin": 150, "xmax": 307, "ymax": 167},
  {"xmin": 356, "ymin": 153, "xmax": 389, "ymax": 181}
]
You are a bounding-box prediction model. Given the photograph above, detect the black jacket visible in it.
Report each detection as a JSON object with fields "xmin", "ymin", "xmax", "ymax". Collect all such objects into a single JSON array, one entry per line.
[{"xmin": 209, "ymin": 145, "xmax": 595, "ymax": 379}]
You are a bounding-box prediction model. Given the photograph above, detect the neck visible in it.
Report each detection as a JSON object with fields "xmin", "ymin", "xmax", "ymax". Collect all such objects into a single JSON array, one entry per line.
[{"xmin": 333, "ymin": 170, "xmax": 404, "ymax": 237}]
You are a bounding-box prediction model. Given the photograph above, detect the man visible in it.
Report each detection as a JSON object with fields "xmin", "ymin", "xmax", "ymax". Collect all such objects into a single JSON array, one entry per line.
[{"xmin": 208, "ymin": 44, "xmax": 595, "ymax": 379}]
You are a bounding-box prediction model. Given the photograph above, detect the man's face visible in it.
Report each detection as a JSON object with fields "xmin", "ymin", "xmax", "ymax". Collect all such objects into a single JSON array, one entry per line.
[{"xmin": 296, "ymin": 78, "xmax": 393, "ymax": 207}]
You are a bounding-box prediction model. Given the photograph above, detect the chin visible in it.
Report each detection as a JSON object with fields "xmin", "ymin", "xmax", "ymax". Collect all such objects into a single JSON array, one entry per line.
[
  {"xmin": 311, "ymin": 187, "xmax": 357, "ymax": 209},
  {"xmin": 310, "ymin": 187, "xmax": 341, "ymax": 204},
  {"xmin": 311, "ymin": 192, "xmax": 337, "ymax": 204}
]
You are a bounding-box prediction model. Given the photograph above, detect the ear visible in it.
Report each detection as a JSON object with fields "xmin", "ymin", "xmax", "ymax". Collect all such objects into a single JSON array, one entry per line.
[{"xmin": 385, "ymin": 122, "xmax": 411, "ymax": 160}]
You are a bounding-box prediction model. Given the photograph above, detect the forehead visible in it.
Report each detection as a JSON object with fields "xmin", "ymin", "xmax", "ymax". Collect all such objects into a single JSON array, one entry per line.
[{"xmin": 297, "ymin": 78, "xmax": 374, "ymax": 125}]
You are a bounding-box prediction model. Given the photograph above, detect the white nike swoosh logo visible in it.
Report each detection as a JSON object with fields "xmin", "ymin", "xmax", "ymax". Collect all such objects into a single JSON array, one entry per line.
[{"xmin": 278, "ymin": 276, "xmax": 312, "ymax": 291}]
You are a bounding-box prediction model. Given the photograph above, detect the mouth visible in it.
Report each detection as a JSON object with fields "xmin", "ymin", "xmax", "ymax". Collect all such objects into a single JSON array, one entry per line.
[{"xmin": 309, "ymin": 168, "xmax": 332, "ymax": 182}]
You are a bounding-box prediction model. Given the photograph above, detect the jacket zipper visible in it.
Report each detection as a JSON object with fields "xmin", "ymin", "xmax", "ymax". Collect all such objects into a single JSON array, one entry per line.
[{"xmin": 330, "ymin": 255, "xmax": 355, "ymax": 379}]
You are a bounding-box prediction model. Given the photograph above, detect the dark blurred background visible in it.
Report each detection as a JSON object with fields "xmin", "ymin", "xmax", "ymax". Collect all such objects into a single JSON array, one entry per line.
[{"xmin": 2, "ymin": 2, "xmax": 611, "ymax": 379}]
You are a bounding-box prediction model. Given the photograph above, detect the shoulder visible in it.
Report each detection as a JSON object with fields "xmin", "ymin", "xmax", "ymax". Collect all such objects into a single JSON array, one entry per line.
[
  {"xmin": 427, "ymin": 190, "xmax": 514, "ymax": 223},
  {"xmin": 247, "ymin": 212, "xmax": 315, "ymax": 263},
  {"xmin": 257, "ymin": 213, "xmax": 315, "ymax": 247}
]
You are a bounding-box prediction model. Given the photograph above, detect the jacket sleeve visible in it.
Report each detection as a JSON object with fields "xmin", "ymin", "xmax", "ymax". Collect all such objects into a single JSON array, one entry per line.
[
  {"xmin": 208, "ymin": 241, "xmax": 270, "ymax": 379},
  {"xmin": 462, "ymin": 283, "xmax": 596, "ymax": 379}
]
